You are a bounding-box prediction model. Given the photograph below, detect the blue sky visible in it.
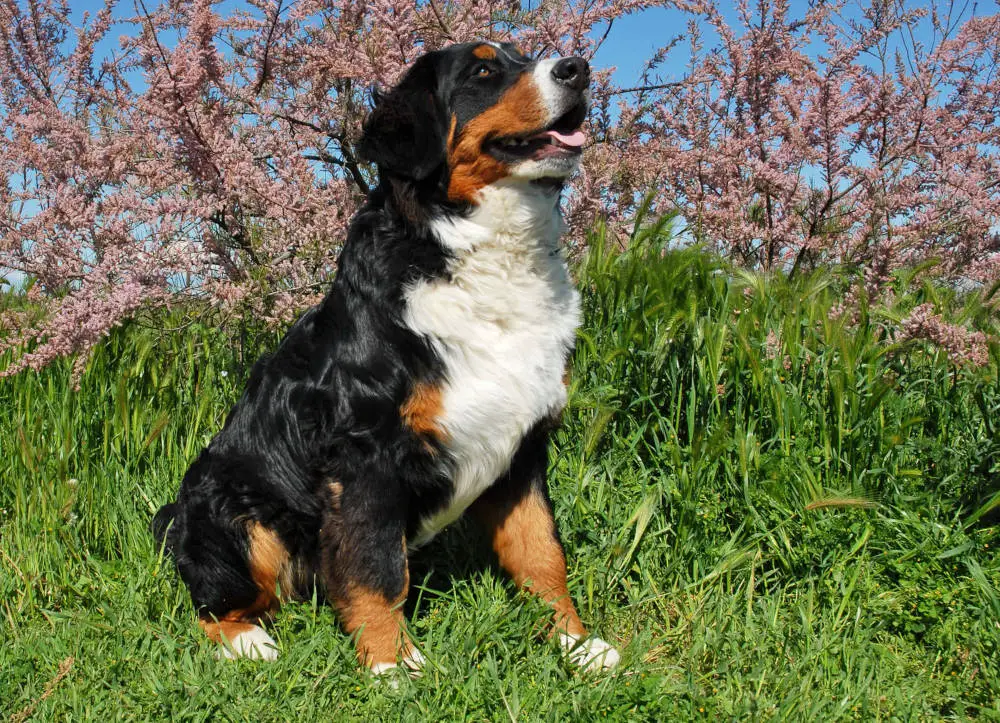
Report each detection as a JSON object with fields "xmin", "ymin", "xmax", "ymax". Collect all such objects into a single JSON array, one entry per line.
[
  {"xmin": 65, "ymin": 0, "xmax": 964, "ymax": 87},
  {"xmin": 590, "ymin": 2, "xmax": 957, "ymax": 85},
  {"xmin": 67, "ymin": 0, "xmax": 696, "ymax": 84},
  {"xmin": 592, "ymin": 6, "xmax": 691, "ymax": 84}
]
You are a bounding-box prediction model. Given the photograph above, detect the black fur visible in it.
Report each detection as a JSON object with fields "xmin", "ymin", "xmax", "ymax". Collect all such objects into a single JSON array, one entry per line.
[
  {"xmin": 154, "ymin": 42, "xmax": 595, "ymax": 661},
  {"xmin": 357, "ymin": 54, "xmax": 450, "ymax": 183},
  {"xmin": 154, "ymin": 183, "xmax": 455, "ymax": 614}
]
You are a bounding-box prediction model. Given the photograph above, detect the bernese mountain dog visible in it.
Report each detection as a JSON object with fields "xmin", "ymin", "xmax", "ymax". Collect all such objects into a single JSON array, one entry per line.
[{"xmin": 153, "ymin": 41, "xmax": 620, "ymax": 675}]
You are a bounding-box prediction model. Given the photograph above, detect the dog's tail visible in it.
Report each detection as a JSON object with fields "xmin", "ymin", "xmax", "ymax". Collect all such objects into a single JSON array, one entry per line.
[{"xmin": 151, "ymin": 502, "xmax": 178, "ymax": 552}]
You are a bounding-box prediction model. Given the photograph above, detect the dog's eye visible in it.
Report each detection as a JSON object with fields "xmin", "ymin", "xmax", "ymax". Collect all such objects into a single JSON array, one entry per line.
[{"xmin": 473, "ymin": 64, "xmax": 493, "ymax": 78}]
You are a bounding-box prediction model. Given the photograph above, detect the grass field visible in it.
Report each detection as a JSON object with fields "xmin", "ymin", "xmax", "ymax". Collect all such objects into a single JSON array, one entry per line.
[{"xmin": 2, "ymin": 216, "xmax": 1000, "ymax": 720}]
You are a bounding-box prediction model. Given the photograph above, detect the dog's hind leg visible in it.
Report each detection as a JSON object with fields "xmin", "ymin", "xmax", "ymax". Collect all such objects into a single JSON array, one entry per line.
[
  {"xmin": 169, "ymin": 509, "xmax": 288, "ymax": 661},
  {"xmin": 196, "ymin": 522, "xmax": 290, "ymax": 661},
  {"xmin": 319, "ymin": 479, "xmax": 422, "ymax": 674}
]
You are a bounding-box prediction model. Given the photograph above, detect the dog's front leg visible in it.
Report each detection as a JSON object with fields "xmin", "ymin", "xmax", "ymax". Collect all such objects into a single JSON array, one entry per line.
[
  {"xmin": 470, "ymin": 428, "xmax": 620, "ymax": 672},
  {"xmin": 319, "ymin": 478, "xmax": 422, "ymax": 674}
]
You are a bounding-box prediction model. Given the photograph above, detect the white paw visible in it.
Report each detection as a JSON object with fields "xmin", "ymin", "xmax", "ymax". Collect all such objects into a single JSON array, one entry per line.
[
  {"xmin": 402, "ymin": 648, "xmax": 426, "ymax": 673},
  {"xmin": 370, "ymin": 648, "xmax": 426, "ymax": 681},
  {"xmin": 218, "ymin": 626, "xmax": 279, "ymax": 661},
  {"xmin": 559, "ymin": 633, "xmax": 621, "ymax": 672},
  {"xmin": 370, "ymin": 661, "xmax": 400, "ymax": 676}
]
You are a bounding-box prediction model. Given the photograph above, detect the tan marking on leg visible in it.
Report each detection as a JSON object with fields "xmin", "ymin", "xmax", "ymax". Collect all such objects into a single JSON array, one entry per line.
[
  {"xmin": 199, "ymin": 618, "xmax": 257, "ymax": 644},
  {"xmin": 193, "ymin": 524, "xmax": 291, "ymax": 654},
  {"xmin": 200, "ymin": 616, "xmax": 278, "ymax": 660},
  {"xmin": 329, "ymin": 480, "xmax": 344, "ymax": 510},
  {"xmin": 447, "ymin": 73, "xmax": 547, "ymax": 202},
  {"xmin": 337, "ymin": 584, "xmax": 414, "ymax": 667},
  {"xmin": 197, "ymin": 579, "xmax": 280, "ymax": 645},
  {"xmin": 248, "ymin": 522, "xmax": 292, "ymax": 605},
  {"xmin": 401, "ymin": 382, "xmax": 447, "ymax": 446},
  {"xmin": 480, "ymin": 490, "xmax": 587, "ymax": 637},
  {"xmin": 473, "ymin": 44, "xmax": 497, "ymax": 59}
]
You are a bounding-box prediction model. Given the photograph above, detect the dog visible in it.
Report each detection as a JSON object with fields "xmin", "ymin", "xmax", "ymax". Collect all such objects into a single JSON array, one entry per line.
[{"xmin": 153, "ymin": 41, "xmax": 620, "ymax": 675}]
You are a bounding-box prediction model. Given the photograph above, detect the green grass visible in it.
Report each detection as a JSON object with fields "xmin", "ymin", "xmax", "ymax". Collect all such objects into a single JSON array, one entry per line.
[{"xmin": 2, "ymin": 216, "xmax": 1000, "ymax": 720}]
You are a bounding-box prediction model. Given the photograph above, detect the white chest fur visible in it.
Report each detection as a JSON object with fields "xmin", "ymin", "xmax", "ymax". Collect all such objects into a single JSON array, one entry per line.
[{"xmin": 404, "ymin": 182, "xmax": 581, "ymax": 546}]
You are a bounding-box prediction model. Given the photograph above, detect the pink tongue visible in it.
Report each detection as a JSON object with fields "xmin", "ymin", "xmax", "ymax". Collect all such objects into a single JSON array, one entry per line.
[{"xmin": 544, "ymin": 129, "xmax": 586, "ymax": 147}]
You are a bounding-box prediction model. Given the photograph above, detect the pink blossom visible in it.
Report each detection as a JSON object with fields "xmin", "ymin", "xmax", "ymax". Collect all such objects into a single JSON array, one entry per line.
[
  {"xmin": 899, "ymin": 303, "xmax": 990, "ymax": 367},
  {"xmin": 1, "ymin": 0, "xmax": 998, "ymax": 374},
  {"xmin": 765, "ymin": 329, "xmax": 780, "ymax": 360}
]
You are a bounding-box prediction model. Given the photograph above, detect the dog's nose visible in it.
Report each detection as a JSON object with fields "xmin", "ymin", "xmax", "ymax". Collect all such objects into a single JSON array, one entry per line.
[{"xmin": 551, "ymin": 57, "xmax": 590, "ymax": 91}]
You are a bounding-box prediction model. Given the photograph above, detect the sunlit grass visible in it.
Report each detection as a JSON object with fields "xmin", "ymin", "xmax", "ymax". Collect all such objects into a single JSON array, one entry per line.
[{"xmin": 2, "ymin": 214, "xmax": 999, "ymax": 720}]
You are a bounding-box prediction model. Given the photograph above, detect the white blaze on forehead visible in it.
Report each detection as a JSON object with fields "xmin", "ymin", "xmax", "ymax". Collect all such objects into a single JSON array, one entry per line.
[
  {"xmin": 491, "ymin": 42, "xmax": 529, "ymax": 64},
  {"xmin": 532, "ymin": 58, "xmax": 565, "ymax": 122}
]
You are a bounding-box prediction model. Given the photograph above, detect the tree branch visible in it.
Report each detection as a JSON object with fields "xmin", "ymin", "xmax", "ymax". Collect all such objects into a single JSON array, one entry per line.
[
  {"xmin": 252, "ymin": 0, "xmax": 284, "ymax": 97},
  {"xmin": 606, "ymin": 80, "xmax": 690, "ymax": 96}
]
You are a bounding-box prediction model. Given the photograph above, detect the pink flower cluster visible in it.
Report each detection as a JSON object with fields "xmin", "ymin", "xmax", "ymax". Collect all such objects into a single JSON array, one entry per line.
[
  {"xmin": 0, "ymin": 0, "xmax": 997, "ymax": 374},
  {"xmin": 900, "ymin": 303, "xmax": 989, "ymax": 367},
  {"xmin": 764, "ymin": 329, "xmax": 780, "ymax": 361}
]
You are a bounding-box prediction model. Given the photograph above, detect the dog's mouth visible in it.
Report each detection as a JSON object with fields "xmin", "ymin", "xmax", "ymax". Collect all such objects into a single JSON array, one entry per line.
[{"xmin": 486, "ymin": 102, "xmax": 588, "ymax": 163}]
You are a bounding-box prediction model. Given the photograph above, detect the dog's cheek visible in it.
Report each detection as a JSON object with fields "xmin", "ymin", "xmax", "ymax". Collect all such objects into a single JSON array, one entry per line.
[{"xmin": 447, "ymin": 74, "xmax": 547, "ymax": 203}]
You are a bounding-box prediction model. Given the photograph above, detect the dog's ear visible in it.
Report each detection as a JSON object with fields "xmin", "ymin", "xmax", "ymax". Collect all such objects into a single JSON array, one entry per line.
[{"xmin": 358, "ymin": 54, "xmax": 448, "ymax": 182}]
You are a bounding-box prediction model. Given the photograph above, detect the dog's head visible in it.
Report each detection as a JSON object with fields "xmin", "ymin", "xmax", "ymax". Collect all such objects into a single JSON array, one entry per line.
[{"xmin": 358, "ymin": 42, "xmax": 590, "ymax": 204}]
